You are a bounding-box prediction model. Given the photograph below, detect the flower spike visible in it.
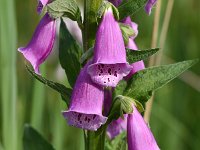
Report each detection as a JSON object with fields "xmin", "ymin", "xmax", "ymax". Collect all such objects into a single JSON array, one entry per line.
[
  {"xmin": 18, "ymin": 13, "xmax": 56, "ymax": 74},
  {"xmin": 62, "ymin": 61, "xmax": 107, "ymax": 131},
  {"xmin": 88, "ymin": 7, "xmax": 132, "ymax": 87}
]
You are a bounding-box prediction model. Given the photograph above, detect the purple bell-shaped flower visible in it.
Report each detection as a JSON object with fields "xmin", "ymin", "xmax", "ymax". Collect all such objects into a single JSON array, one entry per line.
[
  {"xmin": 88, "ymin": 7, "xmax": 132, "ymax": 87},
  {"xmin": 18, "ymin": 13, "xmax": 56, "ymax": 74},
  {"xmin": 127, "ymin": 105, "xmax": 160, "ymax": 150},
  {"xmin": 62, "ymin": 61, "xmax": 107, "ymax": 131}
]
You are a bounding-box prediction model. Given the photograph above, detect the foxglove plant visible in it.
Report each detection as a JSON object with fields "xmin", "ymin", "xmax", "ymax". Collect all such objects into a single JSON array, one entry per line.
[{"xmin": 19, "ymin": 0, "xmax": 198, "ymax": 150}]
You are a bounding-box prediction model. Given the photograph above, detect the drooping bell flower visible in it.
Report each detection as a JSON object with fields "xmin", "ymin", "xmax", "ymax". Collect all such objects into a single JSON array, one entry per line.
[
  {"xmin": 88, "ymin": 7, "xmax": 132, "ymax": 87},
  {"xmin": 18, "ymin": 13, "xmax": 56, "ymax": 74},
  {"xmin": 127, "ymin": 105, "xmax": 160, "ymax": 150},
  {"xmin": 62, "ymin": 61, "xmax": 107, "ymax": 131},
  {"xmin": 107, "ymin": 115, "xmax": 127, "ymax": 139},
  {"xmin": 145, "ymin": 0, "xmax": 158, "ymax": 15},
  {"xmin": 37, "ymin": 0, "xmax": 50, "ymax": 13}
]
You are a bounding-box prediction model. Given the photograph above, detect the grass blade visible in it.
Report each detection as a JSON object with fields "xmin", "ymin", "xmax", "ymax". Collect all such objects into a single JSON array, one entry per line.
[{"xmin": 0, "ymin": 0, "xmax": 18, "ymax": 149}]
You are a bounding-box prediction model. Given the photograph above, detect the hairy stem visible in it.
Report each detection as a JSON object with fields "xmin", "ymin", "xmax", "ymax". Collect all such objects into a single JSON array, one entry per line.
[
  {"xmin": 82, "ymin": 0, "xmax": 105, "ymax": 150},
  {"xmin": 83, "ymin": 0, "xmax": 103, "ymax": 52}
]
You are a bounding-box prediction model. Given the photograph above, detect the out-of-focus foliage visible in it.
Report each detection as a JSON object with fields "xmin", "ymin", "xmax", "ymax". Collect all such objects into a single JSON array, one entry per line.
[{"xmin": 0, "ymin": 0, "xmax": 199, "ymax": 150}]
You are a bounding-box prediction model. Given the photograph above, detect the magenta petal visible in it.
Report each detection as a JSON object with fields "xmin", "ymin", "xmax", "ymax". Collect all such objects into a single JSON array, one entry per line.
[
  {"xmin": 107, "ymin": 115, "xmax": 127, "ymax": 139},
  {"xmin": 127, "ymin": 106, "xmax": 160, "ymax": 150},
  {"xmin": 145, "ymin": 0, "xmax": 157, "ymax": 15},
  {"xmin": 62, "ymin": 62, "xmax": 107, "ymax": 131},
  {"xmin": 37, "ymin": 0, "xmax": 49, "ymax": 13},
  {"xmin": 18, "ymin": 14, "xmax": 56, "ymax": 74},
  {"xmin": 88, "ymin": 8, "xmax": 132, "ymax": 87},
  {"xmin": 88, "ymin": 63, "xmax": 132, "ymax": 87}
]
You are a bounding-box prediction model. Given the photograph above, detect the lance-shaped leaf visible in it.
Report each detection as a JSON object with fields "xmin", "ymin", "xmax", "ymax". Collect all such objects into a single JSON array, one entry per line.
[
  {"xmin": 124, "ymin": 59, "xmax": 198, "ymax": 103},
  {"xmin": 113, "ymin": 80, "xmax": 127, "ymax": 98},
  {"xmin": 47, "ymin": 0, "xmax": 82, "ymax": 22},
  {"xmin": 118, "ymin": 0, "xmax": 148, "ymax": 19},
  {"xmin": 23, "ymin": 125, "xmax": 55, "ymax": 150},
  {"xmin": 26, "ymin": 65, "xmax": 72, "ymax": 106},
  {"xmin": 59, "ymin": 19, "xmax": 83, "ymax": 88},
  {"xmin": 126, "ymin": 48, "xmax": 159, "ymax": 64}
]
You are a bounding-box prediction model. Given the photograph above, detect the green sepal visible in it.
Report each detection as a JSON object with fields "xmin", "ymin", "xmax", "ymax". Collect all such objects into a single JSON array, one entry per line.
[
  {"xmin": 124, "ymin": 59, "xmax": 199, "ymax": 104},
  {"xmin": 105, "ymin": 132, "xmax": 127, "ymax": 150},
  {"xmin": 59, "ymin": 18, "xmax": 83, "ymax": 88},
  {"xmin": 23, "ymin": 124, "xmax": 55, "ymax": 150},
  {"xmin": 126, "ymin": 48, "xmax": 159, "ymax": 64},
  {"xmin": 119, "ymin": 23, "xmax": 135, "ymax": 45},
  {"xmin": 96, "ymin": 95, "xmax": 133, "ymax": 136},
  {"xmin": 97, "ymin": 1, "xmax": 119, "ymax": 22},
  {"xmin": 47, "ymin": 0, "xmax": 82, "ymax": 28},
  {"xmin": 80, "ymin": 47, "xmax": 94, "ymax": 65},
  {"xmin": 26, "ymin": 65, "xmax": 72, "ymax": 107},
  {"xmin": 118, "ymin": 0, "xmax": 148, "ymax": 20}
]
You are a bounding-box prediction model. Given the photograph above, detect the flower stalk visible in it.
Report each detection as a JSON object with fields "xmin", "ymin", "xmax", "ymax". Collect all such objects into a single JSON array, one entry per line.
[{"xmin": 83, "ymin": 0, "xmax": 106, "ymax": 149}]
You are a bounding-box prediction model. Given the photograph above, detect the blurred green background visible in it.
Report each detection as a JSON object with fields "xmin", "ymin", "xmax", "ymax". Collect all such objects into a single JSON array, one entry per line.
[{"xmin": 0, "ymin": 0, "xmax": 200, "ymax": 150}]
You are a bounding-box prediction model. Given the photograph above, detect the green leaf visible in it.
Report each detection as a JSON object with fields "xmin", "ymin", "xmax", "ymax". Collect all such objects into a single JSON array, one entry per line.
[
  {"xmin": 113, "ymin": 80, "xmax": 127, "ymax": 98},
  {"xmin": 47, "ymin": 0, "xmax": 82, "ymax": 23},
  {"xmin": 26, "ymin": 65, "xmax": 72, "ymax": 106},
  {"xmin": 80, "ymin": 47, "xmax": 94, "ymax": 65},
  {"xmin": 119, "ymin": 23, "xmax": 135, "ymax": 45},
  {"xmin": 23, "ymin": 125, "xmax": 55, "ymax": 150},
  {"xmin": 124, "ymin": 59, "xmax": 199, "ymax": 103},
  {"xmin": 126, "ymin": 48, "xmax": 159, "ymax": 64},
  {"xmin": 118, "ymin": 0, "xmax": 148, "ymax": 19},
  {"xmin": 59, "ymin": 19, "xmax": 83, "ymax": 88}
]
